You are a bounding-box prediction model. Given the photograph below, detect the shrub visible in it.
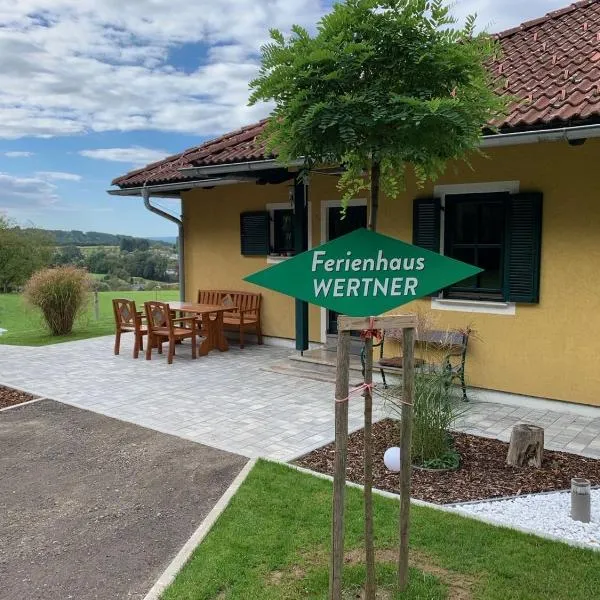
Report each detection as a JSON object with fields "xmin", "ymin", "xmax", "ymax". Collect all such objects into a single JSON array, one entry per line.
[{"xmin": 24, "ymin": 266, "xmax": 90, "ymax": 335}]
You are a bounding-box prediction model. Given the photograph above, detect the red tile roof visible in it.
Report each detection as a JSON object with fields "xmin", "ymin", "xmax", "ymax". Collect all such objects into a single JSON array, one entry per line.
[{"xmin": 113, "ymin": 1, "xmax": 600, "ymax": 188}]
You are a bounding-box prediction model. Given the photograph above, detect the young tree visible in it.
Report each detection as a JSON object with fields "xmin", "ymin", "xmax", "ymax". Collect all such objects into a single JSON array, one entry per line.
[
  {"xmin": 249, "ymin": 1, "xmax": 507, "ymax": 597},
  {"xmin": 0, "ymin": 217, "xmax": 53, "ymax": 293}
]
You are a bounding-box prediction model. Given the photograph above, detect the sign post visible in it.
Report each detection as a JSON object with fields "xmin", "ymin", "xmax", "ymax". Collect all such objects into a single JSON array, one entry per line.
[{"xmin": 245, "ymin": 228, "xmax": 481, "ymax": 599}]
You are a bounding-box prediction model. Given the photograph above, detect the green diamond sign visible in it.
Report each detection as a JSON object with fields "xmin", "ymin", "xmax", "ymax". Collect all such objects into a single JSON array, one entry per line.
[{"xmin": 245, "ymin": 228, "xmax": 482, "ymax": 317}]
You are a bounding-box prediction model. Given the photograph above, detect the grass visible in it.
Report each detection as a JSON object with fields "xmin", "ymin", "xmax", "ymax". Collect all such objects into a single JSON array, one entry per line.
[
  {"xmin": 163, "ymin": 460, "xmax": 600, "ymax": 600},
  {"xmin": 0, "ymin": 290, "xmax": 179, "ymax": 346}
]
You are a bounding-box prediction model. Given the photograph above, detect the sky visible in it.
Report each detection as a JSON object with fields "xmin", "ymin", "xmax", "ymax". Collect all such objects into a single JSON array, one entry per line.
[{"xmin": 0, "ymin": 0, "xmax": 571, "ymax": 237}]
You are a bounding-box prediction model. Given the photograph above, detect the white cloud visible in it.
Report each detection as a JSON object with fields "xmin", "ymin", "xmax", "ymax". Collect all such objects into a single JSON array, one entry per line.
[
  {"xmin": 0, "ymin": 1, "xmax": 571, "ymax": 141},
  {"xmin": 4, "ymin": 151, "xmax": 34, "ymax": 157},
  {"xmin": 0, "ymin": 0, "xmax": 326, "ymax": 140},
  {"xmin": 36, "ymin": 171, "xmax": 82, "ymax": 181},
  {"xmin": 0, "ymin": 172, "xmax": 60, "ymax": 211},
  {"xmin": 79, "ymin": 147, "xmax": 170, "ymax": 166}
]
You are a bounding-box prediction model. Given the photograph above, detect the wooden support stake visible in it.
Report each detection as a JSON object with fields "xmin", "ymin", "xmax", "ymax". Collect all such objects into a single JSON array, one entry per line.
[
  {"xmin": 363, "ymin": 336, "xmax": 376, "ymax": 600},
  {"xmin": 329, "ymin": 329, "xmax": 351, "ymax": 600},
  {"xmin": 398, "ymin": 327, "xmax": 415, "ymax": 592}
]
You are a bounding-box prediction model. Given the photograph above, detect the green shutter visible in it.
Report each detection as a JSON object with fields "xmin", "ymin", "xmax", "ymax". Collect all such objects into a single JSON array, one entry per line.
[
  {"xmin": 505, "ymin": 193, "xmax": 543, "ymax": 303},
  {"xmin": 413, "ymin": 197, "xmax": 441, "ymax": 296},
  {"xmin": 413, "ymin": 197, "xmax": 441, "ymax": 253},
  {"xmin": 240, "ymin": 211, "xmax": 270, "ymax": 256}
]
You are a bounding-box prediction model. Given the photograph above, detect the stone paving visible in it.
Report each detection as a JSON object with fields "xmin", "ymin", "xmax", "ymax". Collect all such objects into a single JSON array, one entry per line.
[
  {"xmin": 2, "ymin": 335, "xmax": 600, "ymax": 459},
  {"xmin": 0, "ymin": 336, "xmax": 386, "ymax": 461}
]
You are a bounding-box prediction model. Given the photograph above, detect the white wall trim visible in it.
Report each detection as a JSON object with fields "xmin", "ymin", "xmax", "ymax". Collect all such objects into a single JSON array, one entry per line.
[
  {"xmin": 432, "ymin": 180, "xmax": 520, "ymax": 316},
  {"xmin": 319, "ymin": 198, "xmax": 368, "ymax": 344},
  {"xmin": 431, "ymin": 298, "xmax": 516, "ymax": 316}
]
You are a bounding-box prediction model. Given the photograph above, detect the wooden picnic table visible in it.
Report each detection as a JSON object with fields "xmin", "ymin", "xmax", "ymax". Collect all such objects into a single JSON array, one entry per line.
[{"xmin": 168, "ymin": 301, "xmax": 233, "ymax": 356}]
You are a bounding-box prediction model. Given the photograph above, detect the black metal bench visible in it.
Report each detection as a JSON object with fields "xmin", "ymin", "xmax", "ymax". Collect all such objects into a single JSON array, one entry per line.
[{"xmin": 361, "ymin": 328, "xmax": 471, "ymax": 401}]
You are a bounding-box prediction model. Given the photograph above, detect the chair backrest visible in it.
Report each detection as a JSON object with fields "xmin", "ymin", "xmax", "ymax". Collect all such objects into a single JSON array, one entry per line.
[
  {"xmin": 144, "ymin": 301, "xmax": 173, "ymax": 333},
  {"xmin": 197, "ymin": 290, "xmax": 262, "ymax": 316},
  {"xmin": 197, "ymin": 290, "xmax": 223, "ymax": 305},
  {"xmin": 113, "ymin": 298, "xmax": 138, "ymax": 329}
]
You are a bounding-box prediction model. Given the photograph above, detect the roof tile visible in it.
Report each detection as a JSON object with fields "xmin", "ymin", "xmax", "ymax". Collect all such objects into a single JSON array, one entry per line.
[{"xmin": 113, "ymin": 0, "xmax": 600, "ymax": 188}]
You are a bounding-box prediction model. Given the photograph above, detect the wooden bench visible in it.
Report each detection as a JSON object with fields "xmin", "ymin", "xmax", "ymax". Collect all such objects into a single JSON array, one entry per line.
[
  {"xmin": 362, "ymin": 329, "xmax": 471, "ymax": 401},
  {"xmin": 197, "ymin": 290, "xmax": 262, "ymax": 349}
]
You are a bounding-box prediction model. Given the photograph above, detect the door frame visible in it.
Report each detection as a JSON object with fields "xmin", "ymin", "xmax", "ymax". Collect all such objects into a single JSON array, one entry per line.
[{"xmin": 320, "ymin": 198, "xmax": 368, "ymax": 343}]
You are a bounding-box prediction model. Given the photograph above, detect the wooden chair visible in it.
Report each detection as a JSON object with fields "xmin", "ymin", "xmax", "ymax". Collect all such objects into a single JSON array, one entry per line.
[
  {"xmin": 144, "ymin": 301, "xmax": 198, "ymax": 364},
  {"xmin": 112, "ymin": 298, "xmax": 147, "ymax": 359}
]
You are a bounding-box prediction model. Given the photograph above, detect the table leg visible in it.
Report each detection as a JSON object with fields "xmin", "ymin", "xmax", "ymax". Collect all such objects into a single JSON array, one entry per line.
[
  {"xmin": 198, "ymin": 312, "xmax": 229, "ymax": 355},
  {"xmin": 215, "ymin": 312, "xmax": 229, "ymax": 352}
]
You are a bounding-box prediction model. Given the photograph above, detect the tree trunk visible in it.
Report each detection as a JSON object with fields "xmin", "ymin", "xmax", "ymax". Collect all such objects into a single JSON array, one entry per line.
[
  {"xmin": 398, "ymin": 327, "xmax": 415, "ymax": 592},
  {"xmin": 362, "ymin": 161, "xmax": 380, "ymax": 600},
  {"xmin": 330, "ymin": 330, "xmax": 351, "ymax": 600},
  {"xmin": 363, "ymin": 336, "xmax": 376, "ymax": 600},
  {"xmin": 506, "ymin": 424, "xmax": 544, "ymax": 468}
]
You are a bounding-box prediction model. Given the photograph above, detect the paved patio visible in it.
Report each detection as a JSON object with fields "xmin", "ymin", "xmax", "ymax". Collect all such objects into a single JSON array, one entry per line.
[{"xmin": 2, "ymin": 335, "xmax": 600, "ymax": 459}]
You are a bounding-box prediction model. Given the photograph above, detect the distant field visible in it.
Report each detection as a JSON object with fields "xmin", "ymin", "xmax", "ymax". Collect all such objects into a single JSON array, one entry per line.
[{"xmin": 0, "ymin": 290, "xmax": 179, "ymax": 347}]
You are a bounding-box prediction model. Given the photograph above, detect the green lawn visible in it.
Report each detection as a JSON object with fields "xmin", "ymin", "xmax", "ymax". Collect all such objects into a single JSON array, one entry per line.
[
  {"xmin": 163, "ymin": 461, "xmax": 600, "ymax": 600},
  {"xmin": 0, "ymin": 290, "xmax": 179, "ymax": 346}
]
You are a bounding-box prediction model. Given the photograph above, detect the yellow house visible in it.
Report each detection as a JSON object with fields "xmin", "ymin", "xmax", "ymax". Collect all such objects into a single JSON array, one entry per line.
[{"xmin": 109, "ymin": 2, "xmax": 600, "ymax": 407}]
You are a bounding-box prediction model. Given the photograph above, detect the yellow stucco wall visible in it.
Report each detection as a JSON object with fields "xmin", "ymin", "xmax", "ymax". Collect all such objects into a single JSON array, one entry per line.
[{"xmin": 183, "ymin": 138, "xmax": 600, "ymax": 406}]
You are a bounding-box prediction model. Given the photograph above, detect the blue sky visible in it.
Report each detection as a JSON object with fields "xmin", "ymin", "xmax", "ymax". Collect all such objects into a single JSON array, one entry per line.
[{"xmin": 0, "ymin": 0, "xmax": 568, "ymax": 237}]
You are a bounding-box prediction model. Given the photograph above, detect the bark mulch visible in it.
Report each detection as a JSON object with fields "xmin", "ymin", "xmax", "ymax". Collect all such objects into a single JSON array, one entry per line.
[
  {"xmin": 0, "ymin": 385, "xmax": 37, "ymax": 409},
  {"xmin": 295, "ymin": 419, "xmax": 600, "ymax": 504}
]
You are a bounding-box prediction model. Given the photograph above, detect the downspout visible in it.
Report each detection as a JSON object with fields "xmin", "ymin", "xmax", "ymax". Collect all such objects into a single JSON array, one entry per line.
[{"xmin": 141, "ymin": 184, "xmax": 185, "ymax": 302}]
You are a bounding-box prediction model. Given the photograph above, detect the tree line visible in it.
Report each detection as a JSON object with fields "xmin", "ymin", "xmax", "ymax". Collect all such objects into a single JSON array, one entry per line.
[{"xmin": 0, "ymin": 217, "xmax": 178, "ymax": 293}]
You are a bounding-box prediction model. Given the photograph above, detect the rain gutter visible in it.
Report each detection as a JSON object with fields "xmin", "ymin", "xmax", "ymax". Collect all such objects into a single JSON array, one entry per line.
[
  {"xmin": 141, "ymin": 185, "xmax": 186, "ymax": 302},
  {"xmin": 481, "ymin": 123, "xmax": 600, "ymax": 147}
]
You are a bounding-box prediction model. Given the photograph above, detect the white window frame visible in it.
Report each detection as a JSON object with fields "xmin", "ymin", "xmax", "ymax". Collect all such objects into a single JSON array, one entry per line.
[
  {"xmin": 266, "ymin": 200, "xmax": 312, "ymax": 264},
  {"xmin": 432, "ymin": 181, "xmax": 520, "ymax": 316}
]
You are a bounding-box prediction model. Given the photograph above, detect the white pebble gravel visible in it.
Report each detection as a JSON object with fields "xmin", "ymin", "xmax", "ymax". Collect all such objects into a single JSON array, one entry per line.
[{"xmin": 449, "ymin": 489, "xmax": 600, "ymax": 550}]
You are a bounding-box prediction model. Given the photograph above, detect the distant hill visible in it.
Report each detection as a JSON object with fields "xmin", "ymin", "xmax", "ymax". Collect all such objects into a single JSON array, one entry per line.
[
  {"xmin": 24, "ymin": 228, "xmax": 174, "ymax": 248},
  {"xmin": 148, "ymin": 236, "xmax": 178, "ymax": 244}
]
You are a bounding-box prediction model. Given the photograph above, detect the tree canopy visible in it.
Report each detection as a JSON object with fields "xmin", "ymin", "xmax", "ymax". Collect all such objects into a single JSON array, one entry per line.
[
  {"xmin": 249, "ymin": 0, "xmax": 507, "ymax": 206},
  {"xmin": 0, "ymin": 217, "xmax": 53, "ymax": 293}
]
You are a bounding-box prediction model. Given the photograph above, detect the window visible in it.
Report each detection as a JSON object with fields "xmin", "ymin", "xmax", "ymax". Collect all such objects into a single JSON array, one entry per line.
[
  {"xmin": 272, "ymin": 208, "xmax": 295, "ymax": 255},
  {"xmin": 444, "ymin": 193, "xmax": 506, "ymax": 301},
  {"xmin": 413, "ymin": 191, "xmax": 543, "ymax": 303}
]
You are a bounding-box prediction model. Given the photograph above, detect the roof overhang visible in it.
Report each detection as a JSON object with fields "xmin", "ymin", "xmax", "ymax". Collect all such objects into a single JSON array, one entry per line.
[
  {"xmin": 107, "ymin": 177, "xmax": 253, "ymax": 198},
  {"xmin": 178, "ymin": 157, "xmax": 304, "ymax": 178}
]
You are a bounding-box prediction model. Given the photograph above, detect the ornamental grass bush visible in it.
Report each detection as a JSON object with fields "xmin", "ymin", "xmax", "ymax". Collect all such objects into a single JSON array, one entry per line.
[
  {"xmin": 384, "ymin": 313, "xmax": 469, "ymax": 469},
  {"xmin": 24, "ymin": 266, "xmax": 91, "ymax": 336}
]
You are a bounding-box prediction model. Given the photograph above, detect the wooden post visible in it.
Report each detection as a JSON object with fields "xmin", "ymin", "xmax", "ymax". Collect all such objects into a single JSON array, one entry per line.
[
  {"xmin": 363, "ymin": 336, "xmax": 376, "ymax": 600},
  {"xmin": 506, "ymin": 424, "xmax": 544, "ymax": 467},
  {"xmin": 398, "ymin": 327, "xmax": 415, "ymax": 592},
  {"xmin": 330, "ymin": 328, "xmax": 351, "ymax": 600},
  {"xmin": 94, "ymin": 291, "xmax": 99, "ymax": 321}
]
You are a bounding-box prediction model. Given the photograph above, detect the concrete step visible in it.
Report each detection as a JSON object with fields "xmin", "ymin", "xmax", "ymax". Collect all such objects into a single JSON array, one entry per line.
[
  {"xmin": 326, "ymin": 334, "xmax": 364, "ymax": 355},
  {"xmin": 264, "ymin": 361, "xmax": 363, "ymax": 386},
  {"xmin": 289, "ymin": 350, "xmax": 364, "ymax": 373}
]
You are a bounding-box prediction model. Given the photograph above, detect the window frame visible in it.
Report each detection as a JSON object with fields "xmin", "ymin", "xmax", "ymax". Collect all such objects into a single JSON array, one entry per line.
[
  {"xmin": 433, "ymin": 181, "xmax": 520, "ymax": 313},
  {"xmin": 266, "ymin": 201, "xmax": 312, "ymax": 263},
  {"xmin": 443, "ymin": 192, "xmax": 508, "ymax": 302}
]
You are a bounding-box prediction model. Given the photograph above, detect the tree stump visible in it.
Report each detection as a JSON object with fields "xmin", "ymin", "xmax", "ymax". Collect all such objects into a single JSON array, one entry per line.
[{"xmin": 506, "ymin": 424, "xmax": 544, "ymax": 467}]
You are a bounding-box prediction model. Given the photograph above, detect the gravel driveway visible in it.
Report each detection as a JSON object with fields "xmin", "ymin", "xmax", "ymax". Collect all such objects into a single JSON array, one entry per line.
[{"xmin": 0, "ymin": 399, "xmax": 247, "ymax": 600}]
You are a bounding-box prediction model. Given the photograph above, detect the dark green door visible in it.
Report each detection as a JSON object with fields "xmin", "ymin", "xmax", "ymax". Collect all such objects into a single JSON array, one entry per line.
[{"xmin": 327, "ymin": 205, "xmax": 368, "ymax": 334}]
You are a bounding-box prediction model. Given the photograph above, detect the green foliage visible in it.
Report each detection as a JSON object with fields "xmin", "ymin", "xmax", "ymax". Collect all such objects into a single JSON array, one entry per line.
[
  {"xmin": 0, "ymin": 216, "xmax": 54, "ymax": 292},
  {"xmin": 420, "ymin": 446, "xmax": 460, "ymax": 470},
  {"xmin": 249, "ymin": 0, "xmax": 508, "ymax": 207},
  {"xmin": 53, "ymin": 245, "xmax": 85, "ymax": 266},
  {"xmin": 385, "ymin": 368, "xmax": 465, "ymax": 466},
  {"xmin": 23, "ymin": 266, "xmax": 91, "ymax": 336},
  {"xmin": 24, "ymin": 228, "xmax": 172, "ymax": 248}
]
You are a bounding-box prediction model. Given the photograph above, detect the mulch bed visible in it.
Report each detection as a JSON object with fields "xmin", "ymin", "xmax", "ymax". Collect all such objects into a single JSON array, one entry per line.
[
  {"xmin": 0, "ymin": 385, "xmax": 37, "ymax": 409},
  {"xmin": 295, "ymin": 419, "xmax": 600, "ymax": 504}
]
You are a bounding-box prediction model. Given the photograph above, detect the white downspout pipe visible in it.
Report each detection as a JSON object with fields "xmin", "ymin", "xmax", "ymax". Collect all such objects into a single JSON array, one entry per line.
[{"xmin": 141, "ymin": 184, "xmax": 185, "ymax": 302}]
